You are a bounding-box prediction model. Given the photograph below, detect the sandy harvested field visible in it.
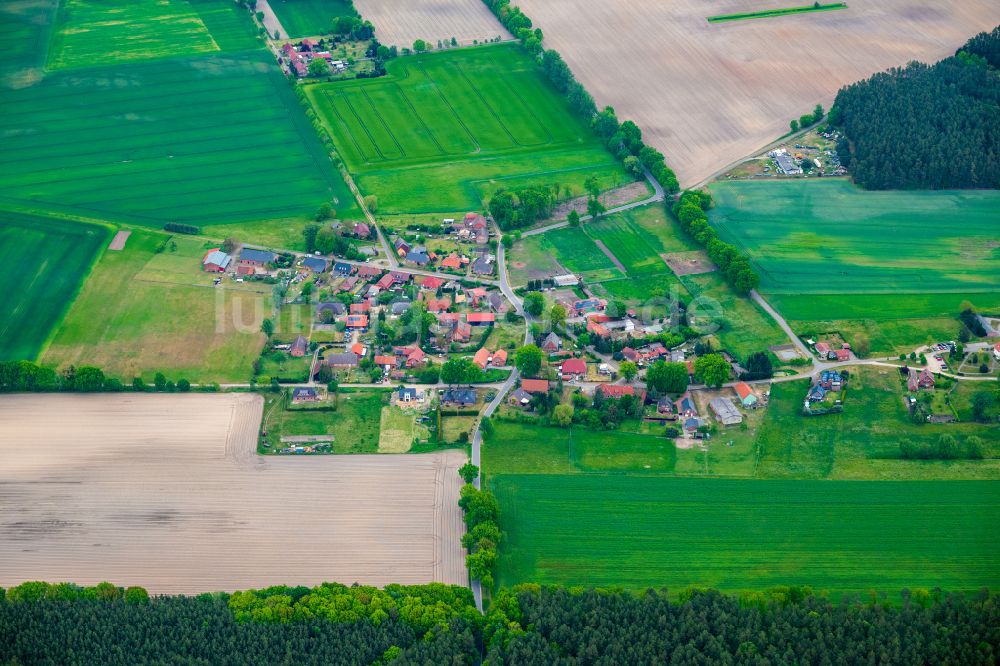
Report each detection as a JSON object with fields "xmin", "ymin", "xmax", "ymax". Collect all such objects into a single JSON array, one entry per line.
[
  {"xmin": 662, "ymin": 251, "xmax": 715, "ymax": 276},
  {"xmin": 0, "ymin": 393, "xmax": 467, "ymax": 593},
  {"xmin": 354, "ymin": 0, "xmax": 510, "ymax": 48},
  {"xmin": 514, "ymin": 0, "xmax": 1000, "ymax": 186},
  {"xmin": 107, "ymin": 230, "xmax": 130, "ymax": 251}
]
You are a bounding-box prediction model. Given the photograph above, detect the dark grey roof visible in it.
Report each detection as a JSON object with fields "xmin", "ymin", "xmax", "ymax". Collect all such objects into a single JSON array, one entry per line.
[
  {"xmin": 334, "ymin": 262, "xmax": 352, "ymax": 274},
  {"xmin": 399, "ymin": 387, "xmax": 417, "ymax": 399},
  {"xmin": 293, "ymin": 387, "xmax": 317, "ymax": 399},
  {"xmin": 327, "ymin": 352, "xmax": 359, "ymax": 366},
  {"xmin": 317, "ymin": 302, "xmax": 346, "ymax": 315},
  {"xmin": 442, "ymin": 388, "xmax": 476, "ymax": 404},
  {"xmin": 240, "ymin": 248, "xmax": 276, "ymax": 264},
  {"xmin": 302, "ymin": 256, "xmax": 328, "ymax": 272}
]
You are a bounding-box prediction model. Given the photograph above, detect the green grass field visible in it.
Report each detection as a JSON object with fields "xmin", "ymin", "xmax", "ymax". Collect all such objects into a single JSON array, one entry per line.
[
  {"xmin": 43, "ymin": 231, "xmax": 268, "ymax": 382},
  {"xmin": 0, "ymin": 1, "xmax": 356, "ymax": 235},
  {"xmin": 268, "ymin": 0, "xmax": 356, "ymax": 38},
  {"xmin": 46, "ymin": 0, "xmax": 258, "ymax": 70},
  {"xmin": 306, "ymin": 44, "xmax": 630, "ymax": 213},
  {"xmin": 261, "ymin": 390, "xmax": 385, "ymax": 453},
  {"xmin": 0, "ymin": 213, "xmax": 109, "ymax": 361},
  {"xmin": 493, "ymin": 475, "xmax": 1000, "ymax": 594},
  {"xmin": 755, "ymin": 369, "xmax": 1000, "ymax": 480}
]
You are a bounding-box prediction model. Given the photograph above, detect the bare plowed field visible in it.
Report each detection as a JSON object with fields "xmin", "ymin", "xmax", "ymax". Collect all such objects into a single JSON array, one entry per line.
[
  {"xmin": 514, "ymin": 0, "xmax": 1000, "ymax": 186},
  {"xmin": 0, "ymin": 394, "xmax": 466, "ymax": 593},
  {"xmin": 354, "ymin": 0, "xmax": 509, "ymax": 48}
]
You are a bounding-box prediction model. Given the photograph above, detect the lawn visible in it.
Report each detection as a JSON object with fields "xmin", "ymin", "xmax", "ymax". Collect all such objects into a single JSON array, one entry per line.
[
  {"xmin": 542, "ymin": 227, "xmax": 617, "ymax": 276},
  {"xmin": 708, "ymin": 180, "xmax": 1000, "ymax": 349},
  {"xmin": 268, "ymin": 0, "xmax": 357, "ymax": 38},
  {"xmin": 378, "ymin": 405, "xmax": 430, "ymax": 453},
  {"xmin": 492, "ymin": 475, "xmax": 1000, "ymax": 594},
  {"xmin": 754, "ymin": 368, "xmax": 1000, "ymax": 480},
  {"xmin": 0, "ymin": 213, "xmax": 110, "ymax": 361},
  {"xmin": 42, "ymin": 231, "xmax": 269, "ymax": 383},
  {"xmin": 306, "ymin": 43, "xmax": 630, "ymax": 214},
  {"xmin": 0, "ymin": 3, "xmax": 357, "ymax": 239},
  {"xmin": 261, "ymin": 390, "xmax": 385, "ymax": 453}
]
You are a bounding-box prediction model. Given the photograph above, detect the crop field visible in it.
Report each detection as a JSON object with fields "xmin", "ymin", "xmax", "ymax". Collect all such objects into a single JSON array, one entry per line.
[
  {"xmin": 268, "ymin": 0, "xmax": 356, "ymax": 38},
  {"xmin": 0, "ymin": 3, "xmax": 356, "ymax": 233},
  {"xmin": 492, "ymin": 474, "xmax": 1000, "ymax": 593},
  {"xmin": 0, "ymin": 214, "xmax": 109, "ymax": 362},
  {"xmin": 709, "ymin": 180, "xmax": 1000, "ymax": 299},
  {"xmin": 0, "ymin": 393, "xmax": 467, "ymax": 592},
  {"xmin": 512, "ymin": 0, "xmax": 1000, "ymax": 186},
  {"xmin": 755, "ymin": 370, "xmax": 1000, "ymax": 480},
  {"xmin": 46, "ymin": 0, "xmax": 257, "ymax": 70},
  {"xmin": 585, "ymin": 215, "xmax": 668, "ymax": 277},
  {"xmin": 353, "ymin": 0, "xmax": 510, "ymax": 48},
  {"xmin": 306, "ymin": 44, "xmax": 629, "ymax": 213},
  {"xmin": 42, "ymin": 231, "xmax": 268, "ymax": 383}
]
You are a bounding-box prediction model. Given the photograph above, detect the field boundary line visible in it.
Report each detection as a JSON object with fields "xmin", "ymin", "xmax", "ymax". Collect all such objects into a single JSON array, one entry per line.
[
  {"xmin": 360, "ymin": 88, "xmax": 408, "ymax": 159},
  {"xmin": 452, "ymin": 61, "xmax": 520, "ymax": 146},
  {"xmin": 391, "ymin": 80, "xmax": 450, "ymax": 157},
  {"xmin": 416, "ymin": 60, "xmax": 482, "ymax": 153}
]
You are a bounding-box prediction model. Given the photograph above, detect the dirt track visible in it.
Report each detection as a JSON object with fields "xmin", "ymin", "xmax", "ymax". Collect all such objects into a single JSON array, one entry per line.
[
  {"xmin": 514, "ymin": 0, "xmax": 1000, "ymax": 187},
  {"xmin": 354, "ymin": 0, "xmax": 510, "ymax": 48},
  {"xmin": 0, "ymin": 393, "xmax": 467, "ymax": 593}
]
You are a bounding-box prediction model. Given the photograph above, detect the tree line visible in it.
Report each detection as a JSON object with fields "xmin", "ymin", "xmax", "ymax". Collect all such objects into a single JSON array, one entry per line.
[
  {"xmin": 0, "ymin": 361, "xmax": 206, "ymax": 394},
  {"xmin": 672, "ymin": 191, "xmax": 760, "ymax": 294},
  {"xmin": 4, "ymin": 582, "xmax": 997, "ymax": 664},
  {"xmin": 829, "ymin": 25, "xmax": 1000, "ymax": 190},
  {"xmin": 459, "ymin": 482, "xmax": 502, "ymax": 589},
  {"xmin": 481, "ymin": 0, "xmax": 680, "ymax": 196}
]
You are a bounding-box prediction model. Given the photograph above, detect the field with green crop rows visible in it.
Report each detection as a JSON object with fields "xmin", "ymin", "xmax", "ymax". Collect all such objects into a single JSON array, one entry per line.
[
  {"xmin": 43, "ymin": 231, "xmax": 268, "ymax": 383},
  {"xmin": 493, "ymin": 474, "xmax": 1000, "ymax": 594},
  {"xmin": 0, "ymin": 213, "xmax": 109, "ymax": 362},
  {"xmin": 708, "ymin": 179, "xmax": 1000, "ymax": 308},
  {"xmin": 306, "ymin": 44, "xmax": 629, "ymax": 213},
  {"xmin": 46, "ymin": 0, "xmax": 257, "ymax": 70},
  {"xmin": 0, "ymin": 1, "xmax": 356, "ymax": 238},
  {"xmin": 269, "ymin": 0, "xmax": 356, "ymax": 38}
]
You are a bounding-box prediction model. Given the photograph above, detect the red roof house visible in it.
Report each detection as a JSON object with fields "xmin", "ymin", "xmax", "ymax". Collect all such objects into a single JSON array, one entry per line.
[
  {"xmin": 492, "ymin": 349, "xmax": 508, "ymax": 366},
  {"xmin": 375, "ymin": 274, "xmax": 395, "ymax": 290},
  {"xmin": 467, "ymin": 312, "xmax": 495, "ymax": 326},
  {"xmin": 597, "ymin": 384, "xmax": 647, "ymax": 403},
  {"xmin": 374, "ymin": 355, "xmax": 397, "ymax": 367},
  {"xmin": 420, "ymin": 276, "xmax": 444, "ymax": 290},
  {"xmin": 346, "ymin": 314, "xmax": 369, "ymax": 329},
  {"xmin": 440, "ymin": 254, "xmax": 462, "ymax": 270},
  {"xmin": 521, "ymin": 378, "xmax": 550, "ymax": 394},
  {"xmin": 561, "ymin": 358, "xmax": 587, "ymax": 377},
  {"xmin": 473, "ymin": 347, "xmax": 491, "ymax": 369},
  {"xmin": 350, "ymin": 302, "xmax": 370, "ymax": 314}
]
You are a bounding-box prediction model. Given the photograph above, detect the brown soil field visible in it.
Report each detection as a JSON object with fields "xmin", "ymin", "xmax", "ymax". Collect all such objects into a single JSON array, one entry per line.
[
  {"xmin": 514, "ymin": 0, "xmax": 1000, "ymax": 186},
  {"xmin": 354, "ymin": 0, "xmax": 510, "ymax": 48},
  {"xmin": 0, "ymin": 393, "xmax": 467, "ymax": 593},
  {"xmin": 662, "ymin": 251, "xmax": 716, "ymax": 276},
  {"xmin": 107, "ymin": 230, "xmax": 130, "ymax": 251}
]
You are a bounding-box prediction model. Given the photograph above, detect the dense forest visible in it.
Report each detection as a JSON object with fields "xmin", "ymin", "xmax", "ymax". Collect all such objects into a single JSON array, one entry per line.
[
  {"xmin": 3, "ymin": 582, "xmax": 998, "ymax": 664},
  {"xmin": 830, "ymin": 26, "xmax": 1000, "ymax": 190}
]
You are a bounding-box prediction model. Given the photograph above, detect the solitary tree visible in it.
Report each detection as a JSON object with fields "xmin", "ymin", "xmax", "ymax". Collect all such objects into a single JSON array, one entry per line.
[
  {"xmin": 458, "ymin": 463, "xmax": 479, "ymax": 483},
  {"xmin": 315, "ymin": 203, "xmax": 333, "ymax": 221},
  {"xmin": 222, "ymin": 237, "xmax": 240, "ymax": 254},
  {"xmin": 413, "ymin": 39, "xmax": 427, "ymax": 52},
  {"xmin": 261, "ymin": 318, "xmax": 274, "ymax": 337},
  {"xmin": 694, "ymin": 353, "xmax": 731, "ymax": 388},
  {"xmin": 514, "ymin": 344, "xmax": 543, "ymax": 377},
  {"xmin": 553, "ymin": 403, "xmax": 574, "ymax": 427},
  {"xmin": 524, "ymin": 292, "xmax": 545, "ymax": 317},
  {"xmin": 620, "ymin": 361, "xmax": 638, "ymax": 383},
  {"xmin": 567, "ymin": 210, "xmax": 580, "ymax": 227},
  {"xmin": 550, "ymin": 304, "xmax": 567, "ymax": 329}
]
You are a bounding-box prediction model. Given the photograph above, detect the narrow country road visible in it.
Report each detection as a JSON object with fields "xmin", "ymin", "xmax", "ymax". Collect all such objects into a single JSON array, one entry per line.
[
  {"xmin": 522, "ymin": 170, "xmax": 665, "ymax": 238},
  {"xmin": 750, "ymin": 289, "xmax": 817, "ymax": 368},
  {"xmin": 255, "ymin": 0, "xmax": 287, "ymax": 40}
]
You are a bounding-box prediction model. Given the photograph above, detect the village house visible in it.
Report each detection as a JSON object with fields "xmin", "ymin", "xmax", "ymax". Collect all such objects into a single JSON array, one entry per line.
[
  {"xmin": 389, "ymin": 271, "xmax": 411, "ymax": 284},
  {"xmin": 289, "ymin": 335, "xmax": 309, "ymax": 358},
  {"xmin": 350, "ymin": 301, "xmax": 370, "ymax": 314},
  {"xmin": 440, "ymin": 253, "xmax": 463, "ymax": 271},
  {"xmin": 541, "ymin": 332, "xmax": 562, "ymax": 353},
  {"xmin": 301, "ymin": 256, "xmax": 328, "ymax": 273},
  {"xmin": 420, "ymin": 275, "xmax": 445, "ymax": 290},
  {"xmin": 471, "ymin": 254, "xmax": 494, "ymax": 275},
  {"xmin": 467, "ymin": 287, "xmax": 488, "ymax": 305},
  {"xmin": 508, "ymin": 387, "xmax": 532, "ymax": 408},
  {"xmin": 390, "ymin": 301, "xmax": 411, "ymax": 316},
  {"xmin": 353, "ymin": 222, "xmax": 371, "ymax": 239},
  {"xmin": 452, "ymin": 212, "xmax": 489, "ymax": 244},
  {"xmin": 807, "ymin": 383, "xmax": 828, "ymax": 403},
  {"xmin": 908, "ymin": 367, "xmax": 936, "ymax": 392},
  {"xmin": 814, "ymin": 341, "xmax": 831, "ymax": 356},
  {"xmin": 994, "ymin": 342, "xmax": 1000, "ymax": 361},
  {"xmin": 425, "ymin": 298, "xmax": 451, "ymax": 313},
  {"xmin": 393, "ymin": 238, "xmax": 411, "ymax": 257},
  {"xmin": 356, "ymin": 265, "xmax": 381, "ymax": 280},
  {"xmin": 202, "ymin": 248, "xmax": 231, "ymax": 272},
  {"xmin": 350, "ymin": 342, "xmax": 366, "ymax": 357},
  {"xmin": 375, "ymin": 273, "xmax": 396, "ymax": 291},
  {"xmin": 472, "ymin": 347, "xmax": 491, "ymax": 369},
  {"xmin": 467, "ymin": 312, "xmax": 495, "ymax": 326},
  {"xmin": 333, "ymin": 262, "xmax": 354, "ymax": 276},
  {"xmin": 397, "ymin": 387, "xmax": 421, "ymax": 403},
  {"xmin": 291, "ymin": 387, "xmax": 318, "ymax": 404},
  {"xmin": 709, "ymin": 397, "xmax": 743, "ymax": 426},
  {"xmin": 452, "ymin": 322, "xmax": 472, "ymax": 342},
  {"xmin": 570, "ymin": 298, "xmax": 606, "ymax": 317},
  {"xmin": 374, "ymin": 354, "xmax": 397, "ymax": 369},
  {"xmin": 337, "ymin": 276, "xmax": 358, "ymax": 291},
  {"xmin": 237, "ymin": 249, "xmax": 275, "ymax": 276},
  {"xmin": 346, "ymin": 314, "xmax": 369, "ymax": 331},
  {"xmin": 492, "ymin": 348, "xmax": 508, "ymax": 367},
  {"xmin": 734, "ymin": 382, "xmax": 758, "ymax": 407},
  {"xmin": 442, "ymin": 388, "xmax": 477, "ymax": 407},
  {"xmin": 316, "ymin": 302, "xmax": 346, "ymax": 322},
  {"xmin": 561, "ymin": 357, "xmax": 587, "ymax": 380},
  {"xmin": 818, "ymin": 370, "xmax": 844, "ymax": 391},
  {"xmin": 487, "ymin": 292, "xmax": 509, "ymax": 314},
  {"xmin": 675, "ymin": 392, "xmax": 697, "ymax": 418},
  {"xmin": 586, "ymin": 319, "xmax": 610, "ymax": 338},
  {"xmin": 521, "ymin": 378, "xmax": 550, "ymax": 394},
  {"xmin": 405, "ymin": 247, "xmax": 430, "ymax": 266},
  {"xmin": 657, "ymin": 396, "xmax": 676, "ymax": 417},
  {"xmin": 327, "ymin": 352, "xmax": 359, "ymax": 369},
  {"xmin": 598, "ymin": 384, "xmax": 647, "ymax": 404}
]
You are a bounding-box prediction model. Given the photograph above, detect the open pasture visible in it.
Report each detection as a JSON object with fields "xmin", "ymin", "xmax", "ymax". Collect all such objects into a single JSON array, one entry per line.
[
  {"xmin": 0, "ymin": 4, "xmax": 355, "ymax": 231},
  {"xmin": 268, "ymin": 0, "xmax": 356, "ymax": 38},
  {"xmin": 512, "ymin": 0, "xmax": 1000, "ymax": 186},
  {"xmin": 0, "ymin": 213, "xmax": 109, "ymax": 362},
  {"xmin": 493, "ymin": 474, "xmax": 1000, "ymax": 594},
  {"xmin": 43, "ymin": 231, "xmax": 268, "ymax": 383},
  {"xmin": 710, "ymin": 180, "xmax": 1000, "ymax": 299},
  {"xmin": 353, "ymin": 0, "xmax": 510, "ymax": 48},
  {"xmin": 0, "ymin": 393, "xmax": 467, "ymax": 592},
  {"xmin": 306, "ymin": 44, "xmax": 628, "ymax": 213},
  {"xmin": 755, "ymin": 369, "xmax": 1000, "ymax": 480},
  {"xmin": 46, "ymin": 0, "xmax": 257, "ymax": 70}
]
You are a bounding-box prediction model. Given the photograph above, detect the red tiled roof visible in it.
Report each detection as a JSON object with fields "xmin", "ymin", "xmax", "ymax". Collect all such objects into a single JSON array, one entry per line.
[
  {"xmin": 346, "ymin": 314, "xmax": 368, "ymax": 328},
  {"xmin": 376, "ymin": 274, "xmax": 395, "ymax": 289},
  {"xmin": 734, "ymin": 382, "xmax": 754, "ymax": 400},
  {"xmin": 521, "ymin": 379, "xmax": 550, "ymax": 393},
  {"xmin": 492, "ymin": 349, "xmax": 508, "ymax": 365},
  {"xmin": 350, "ymin": 343, "xmax": 365, "ymax": 355},
  {"xmin": 374, "ymin": 355, "xmax": 396, "ymax": 366},
  {"xmin": 815, "ymin": 342, "xmax": 830, "ymax": 354},
  {"xmin": 420, "ymin": 276, "xmax": 444, "ymax": 289},
  {"xmin": 467, "ymin": 312, "xmax": 495, "ymax": 324},
  {"xmin": 473, "ymin": 348, "xmax": 490, "ymax": 368},
  {"xmin": 350, "ymin": 302, "xmax": 369, "ymax": 313},
  {"xmin": 562, "ymin": 358, "xmax": 587, "ymax": 375},
  {"xmin": 441, "ymin": 255, "xmax": 462, "ymax": 269},
  {"xmin": 598, "ymin": 384, "xmax": 644, "ymax": 400}
]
